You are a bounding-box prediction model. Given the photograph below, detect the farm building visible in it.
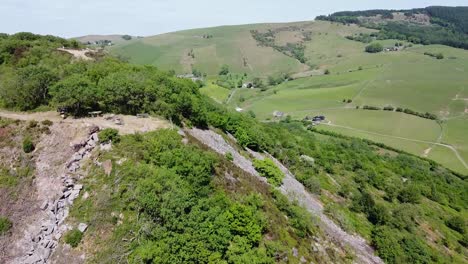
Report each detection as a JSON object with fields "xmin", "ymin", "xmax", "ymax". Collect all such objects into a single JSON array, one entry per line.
[{"xmin": 242, "ymin": 82, "xmax": 254, "ymax": 88}]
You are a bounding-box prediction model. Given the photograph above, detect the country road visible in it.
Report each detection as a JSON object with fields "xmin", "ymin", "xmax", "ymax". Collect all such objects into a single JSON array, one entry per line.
[{"xmin": 322, "ymin": 122, "xmax": 468, "ymax": 170}]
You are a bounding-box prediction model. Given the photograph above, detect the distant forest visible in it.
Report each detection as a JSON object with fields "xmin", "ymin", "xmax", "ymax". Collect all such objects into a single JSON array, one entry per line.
[{"xmin": 316, "ymin": 6, "xmax": 468, "ymax": 49}]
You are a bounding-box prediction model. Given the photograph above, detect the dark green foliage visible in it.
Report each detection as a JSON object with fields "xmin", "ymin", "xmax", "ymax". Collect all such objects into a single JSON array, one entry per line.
[
  {"xmin": 121, "ymin": 35, "xmax": 132, "ymax": 40},
  {"xmin": 362, "ymin": 105, "xmax": 381, "ymax": 110},
  {"xmin": 219, "ymin": 64, "xmax": 229, "ymax": 75},
  {"xmin": 98, "ymin": 128, "xmax": 120, "ymax": 143},
  {"xmin": 397, "ymin": 185, "xmax": 421, "ymax": 204},
  {"xmin": 22, "ymin": 136, "xmax": 35, "ymax": 153},
  {"xmin": 317, "ymin": 7, "xmax": 468, "ymax": 49},
  {"xmin": 365, "ymin": 43, "xmax": 383, "ymax": 53},
  {"xmin": 225, "ymin": 152, "xmax": 233, "ymax": 161},
  {"xmin": 371, "ymin": 226, "xmax": 403, "ymax": 263},
  {"xmin": 446, "ymin": 216, "xmax": 466, "ymax": 234},
  {"xmin": 64, "ymin": 229, "xmax": 83, "ymax": 248},
  {"xmin": 424, "ymin": 51, "xmax": 444, "ymax": 59},
  {"xmin": 0, "ymin": 216, "xmax": 12, "ymax": 235},
  {"xmin": 108, "ymin": 130, "xmax": 274, "ymax": 263},
  {"xmin": 253, "ymin": 159, "xmax": 284, "ymax": 187}
]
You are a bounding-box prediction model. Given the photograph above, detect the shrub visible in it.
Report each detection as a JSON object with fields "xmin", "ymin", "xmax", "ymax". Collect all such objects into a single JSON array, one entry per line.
[
  {"xmin": 324, "ymin": 69, "xmax": 330, "ymax": 75},
  {"xmin": 226, "ymin": 152, "xmax": 234, "ymax": 161},
  {"xmin": 22, "ymin": 137, "xmax": 35, "ymax": 153},
  {"xmin": 253, "ymin": 159, "xmax": 284, "ymax": 187},
  {"xmin": 398, "ymin": 186, "xmax": 421, "ymax": 204},
  {"xmin": 446, "ymin": 216, "xmax": 466, "ymax": 234},
  {"xmin": 41, "ymin": 120, "xmax": 53, "ymax": 126},
  {"xmin": 383, "ymin": 106, "xmax": 394, "ymax": 111},
  {"xmin": 98, "ymin": 128, "xmax": 120, "ymax": 143},
  {"xmin": 0, "ymin": 217, "xmax": 12, "ymax": 235},
  {"xmin": 365, "ymin": 43, "xmax": 383, "ymax": 53},
  {"xmin": 372, "ymin": 226, "xmax": 403, "ymax": 263},
  {"xmin": 28, "ymin": 120, "xmax": 38, "ymax": 128},
  {"xmin": 64, "ymin": 229, "xmax": 83, "ymax": 248},
  {"xmin": 303, "ymin": 177, "xmax": 321, "ymax": 194}
]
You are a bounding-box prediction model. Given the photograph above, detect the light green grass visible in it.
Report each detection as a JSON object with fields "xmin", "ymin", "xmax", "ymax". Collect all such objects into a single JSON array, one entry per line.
[
  {"xmin": 111, "ymin": 23, "xmax": 308, "ymax": 76},
  {"xmin": 200, "ymin": 80, "xmax": 231, "ymax": 103}
]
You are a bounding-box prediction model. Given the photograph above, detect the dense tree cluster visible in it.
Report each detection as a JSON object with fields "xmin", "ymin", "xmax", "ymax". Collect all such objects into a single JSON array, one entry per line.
[
  {"xmin": 317, "ymin": 6, "xmax": 468, "ymax": 49},
  {"xmin": 365, "ymin": 43, "xmax": 383, "ymax": 53}
]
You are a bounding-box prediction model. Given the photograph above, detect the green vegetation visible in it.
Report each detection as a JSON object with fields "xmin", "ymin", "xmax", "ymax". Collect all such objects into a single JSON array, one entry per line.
[
  {"xmin": 64, "ymin": 229, "xmax": 83, "ymax": 248},
  {"xmin": 22, "ymin": 136, "xmax": 35, "ymax": 153},
  {"xmin": 365, "ymin": 42, "xmax": 383, "ymax": 53},
  {"xmin": 424, "ymin": 51, "xmax": 444, "ymax": 59},
  {"xmin": 253, "ymin": 158, "xmax": 284, "ymax": 186},
  {"xmin": 98, "ymin": 128, "xmax": 120, "ymax": 143},
  {"xmin": 110, "ymin": 23, "xmax": 306, "ymax": 76},
  {"xmin": 2, "ymin": 28, "xmax": 467, "ymax": 262},
  {"xmin": 317, "ymin": 6, "xmax": 468, "ymax": 49},
  {"xmin": 0, "ymin": 216, "xmax": 12, "ymax": 235},
  {"xmin": 70, "ymin": 129, "xmax": 324, "ymax": 263}
]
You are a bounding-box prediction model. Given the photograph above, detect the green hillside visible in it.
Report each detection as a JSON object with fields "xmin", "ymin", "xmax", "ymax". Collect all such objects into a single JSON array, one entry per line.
[
  {"xmin": 1, "ymin": 31, "xmax": 468, "ymax": 264},
  {"xmin": 110, "ymin": 21, "xmax": 373, "ymax": 77},
  {"xmin": 110, "ymin": 18, "xmax": 468, "ymax": 174}
]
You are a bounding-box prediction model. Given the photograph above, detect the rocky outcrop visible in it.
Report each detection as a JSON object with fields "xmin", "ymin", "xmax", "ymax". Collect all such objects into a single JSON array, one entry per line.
[{"xmin": 19, "ymin": 129, "xmax": 99, "ymax": 264}]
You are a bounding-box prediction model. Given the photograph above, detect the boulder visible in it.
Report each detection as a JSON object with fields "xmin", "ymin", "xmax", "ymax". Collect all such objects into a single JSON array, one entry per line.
[
  {"xmin": 100, "ymin": 142, "xmax": 112, "ymax": 151},
  {"xmin": 40, "ymin": 200, "xmax": 49, "ymax": 210},
  {"xmin": 300, "ymin": 155, "xmax": 315, "ymax": 166},
  {"xmin": 102, "ymin": 160, "xmax": 112, "ymax": 176},
  {"xmin": 78, "ymin": 223, "xmax": 88, "ymax": 232},
  {"xmin": 88, "ymin": 125, "xmax": 100, "ymax": 135},
  {"xmin": 91, "ymin": 133, "xmax": 99, "ymax": 142}
]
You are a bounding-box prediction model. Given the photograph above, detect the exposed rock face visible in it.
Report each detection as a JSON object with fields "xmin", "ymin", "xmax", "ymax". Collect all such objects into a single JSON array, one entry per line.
[{"xmin": 16, "ymin": 131, "xmax": 99, "ymax": 264}]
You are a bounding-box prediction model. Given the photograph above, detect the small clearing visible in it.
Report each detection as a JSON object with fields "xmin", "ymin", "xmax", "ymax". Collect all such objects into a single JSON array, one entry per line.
[{"xmin": 57, "ymin": 48, "xmax": 95, "ymax": 61}]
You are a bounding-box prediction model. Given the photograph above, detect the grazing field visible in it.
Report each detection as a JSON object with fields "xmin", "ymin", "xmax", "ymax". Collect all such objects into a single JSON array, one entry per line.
[{"xmin": 111, "ymin": 23, "xmax": 312, "ymax": 77}]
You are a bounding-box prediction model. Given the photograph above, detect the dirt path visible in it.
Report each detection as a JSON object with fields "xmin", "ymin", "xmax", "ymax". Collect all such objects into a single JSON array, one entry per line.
[
  {"xmin": 187, "ymin": 128, "xmax": 383, "ymax": 264},
  {"xmin": 323, "ymin": 122, "xmax": 468, "ymax": 171},
  {"xmin": 0, "ymin": 110, "xmax": 170, "ymax": 135},
  {"xmin": 226, "ymin": 88, "xmax": 238, "ymax": 104}
]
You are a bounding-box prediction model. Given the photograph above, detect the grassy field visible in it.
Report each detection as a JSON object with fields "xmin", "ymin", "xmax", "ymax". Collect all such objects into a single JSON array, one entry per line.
[
  {"xmin": 112, "ymin": 20, "xmax": 468, "ymax": 174},
  {"xmin": 111, "ymin": 23, "xmax": 313, "ymax": 77}
]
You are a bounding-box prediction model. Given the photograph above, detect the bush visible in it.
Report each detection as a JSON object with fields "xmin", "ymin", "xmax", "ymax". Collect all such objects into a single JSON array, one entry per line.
[
  {"xmin": 28, "ymin": 120, "xmax": 38, "ymax": 128},
  {"xmin": 64, "ymin": 229, "xmax": 83, "ymax": 248},
  {"xmin": 253, "ymin": 159, "xmax": 284, "ymax": 187},
  {"xmin": 446, "ymin": 216, "xmax": 466, "ymax": 234},
  {"xmin": 41, "ymin": 120, "xmax": 53, "ymax": 126},
  {"xmin": 365, "ymin": 43, "xmax": 383, "ymax": 53},
  {"xmin": 226, "ymin": 152, "xmax": 234, "ymax": 161},
  {"xmin": 372, "ymin": 226, "xmax": 403, "ymax": 263},
  {"xmin": 0, "ymin": 217, "xmax": 12, "ymax": 235},
  {"xmin": 324, "ymin": 69, "xmax": 331, "ymax": 75},
  {"xmin": 398, "ymin": 186, "xmax": 421, "ymax": 204},
  {"xmin": 98, "ymin": 128, "xmax": 120, "ymax": 143},
  {"xmin": 22, "ymin": 137, "xmax": 35, "ymax": 153},
  {"xmin": 383, "ymin": 106, "xmax": 394, "ymax": 111}
]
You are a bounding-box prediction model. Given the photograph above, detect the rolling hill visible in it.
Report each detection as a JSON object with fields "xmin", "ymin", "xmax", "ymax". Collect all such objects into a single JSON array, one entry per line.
[
  {"xmin": 110, "ymin": 21, "xmax": 373, "ymax": 77},
  {"xmin": 109, "ymin": 17, "xmax": 468, "ymax": 174}
]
